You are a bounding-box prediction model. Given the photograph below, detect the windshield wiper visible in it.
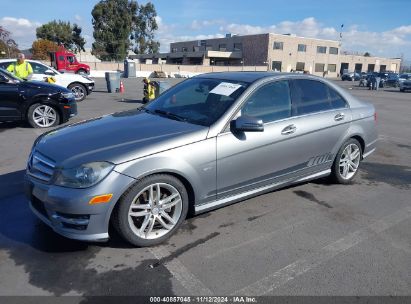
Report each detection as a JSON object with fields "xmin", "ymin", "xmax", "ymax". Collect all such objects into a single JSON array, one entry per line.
[{"xmin": 153, "ymin": 109, "xmax": 188, "ymax": 122}]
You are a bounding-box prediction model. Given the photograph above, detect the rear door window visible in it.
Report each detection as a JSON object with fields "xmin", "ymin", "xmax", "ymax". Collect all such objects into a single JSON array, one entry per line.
[
  {"xmin": 30, "ymin": 62, "xmax": 48, "ymax": 74},
  {"xmin": 291, "ymin": 79, "xmax": 332, "ymax": 116},
  {"xmin": 328, "ymin": 87, "xmax": 348, "ymax": 109}
]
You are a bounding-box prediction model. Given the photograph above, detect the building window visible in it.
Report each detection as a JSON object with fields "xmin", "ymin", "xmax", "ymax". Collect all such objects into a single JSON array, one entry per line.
[
  {"xmin": 296, "ymin": 62, "xmax": 305, "ymax": 71},
  {"xmin": 205, "ymin": 45, "xmax": 213, "ymax": 51},
  {"xmin": 182, "ymin": 47, "xmax": 188, "ymax": 52},
  {"xmin": 272, "ymin": 61, "xmax": 282, "ymax": 71},
  {"xmin": 315, "ymin": 63, "xmax": 325, "ymax": 72},
  {"xmin": 329, "ymin": 47, "xmax": 338, "ymax": 55},
  {"xmin": 171, "ymin": 47, "xmax": 178, "ymax": 53},
  {"xmin": 193, "ymin": 46, "xmax": 199, "ymax": 52},
  {"xmin": 234, "ymin": 43, "xmax": 242, "ymax": 51},
  {"xmin": 317, "ymin": 46, "xmax": 327, "ymax": 54},
  {"xmin": 219, "ymin": 44, "xmax": 227, "ymax": 51},
  {"xmin": 297, "ymin": 44, "xmax": 306, "ymax": 52},
  {"xmin": 327, "ymin": 64, "xmax": 336, "ymax": 72},
  {"xmin": 273, "ymin": 42, "xmax": 283, "ymax": 50}
]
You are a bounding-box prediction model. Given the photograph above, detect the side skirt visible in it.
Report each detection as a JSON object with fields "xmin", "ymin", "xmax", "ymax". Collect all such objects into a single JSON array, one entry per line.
[{"xmin": 194, "ymin": 169, "xmax": 331, "ymax": 214}]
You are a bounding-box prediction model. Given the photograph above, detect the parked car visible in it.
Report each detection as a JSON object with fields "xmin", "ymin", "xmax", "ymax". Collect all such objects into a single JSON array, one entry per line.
[
  {"xmin": 399, "ymin": 73, "xmax": 411, "ymax": 84},
  {"xmin": 25, "ymin": 72, "xmax": 377, "ymax": 246},
  {"xmin": 400, "ymin": 79, "xmax": 411, "ymax": 92},
  {"xmin": 0, "ymin": 59, "xmax": 94, "ymax": 101},
  {"xmin": 385, "ymin": 73, "xmax": 400, "ymax": 88},
  {"xmin": 341, "ymin": 72, "xmax": 360, "ymax": 81},
  {"xmin": 0, "ymin": 68, "xmax": 77, "ymax": 128}
]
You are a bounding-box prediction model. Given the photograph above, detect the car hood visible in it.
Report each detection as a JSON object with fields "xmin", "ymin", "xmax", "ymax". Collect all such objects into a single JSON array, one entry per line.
[
  {"xmin": 22, "ymin": 80, "xmax": 70, "ymax": 93},
  {"xmin": 34, "ymin": 109, "xmax": 209, "ymax": 168},
  {"xmin": 56, "ymin": 72, "xmax": 94, "ymax": 83}
]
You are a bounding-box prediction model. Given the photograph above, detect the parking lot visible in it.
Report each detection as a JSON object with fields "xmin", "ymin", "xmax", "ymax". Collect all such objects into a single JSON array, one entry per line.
[{"xmin": 0, "ymin": 77, "xmax": 410, "ymax": 298}]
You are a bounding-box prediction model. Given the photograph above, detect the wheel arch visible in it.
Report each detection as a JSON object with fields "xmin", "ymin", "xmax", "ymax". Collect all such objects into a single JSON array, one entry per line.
[
  {"xmin": 24, "ymin": 97, "xmax": 63, "ymax": 123},
  {"xmin": 108, "ymin": 169, "xmax": 197, "ymax": 229},
  {"xmin": 68, "ymin": 81, "xmax": 89, "ymax": 94}
]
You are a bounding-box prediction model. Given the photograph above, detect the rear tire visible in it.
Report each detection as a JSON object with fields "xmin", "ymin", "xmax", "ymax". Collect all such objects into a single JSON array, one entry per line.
[
  {"xmin": 27, "ymin": 103, "xmax": 60, "ymax": 128},
  {"xmin": 112, "ymin": 174, "xmax": 189, "ymax": 247},
  {"xmin": 330, "ymin": 138, "xmax": 362, "ymax": 184}
]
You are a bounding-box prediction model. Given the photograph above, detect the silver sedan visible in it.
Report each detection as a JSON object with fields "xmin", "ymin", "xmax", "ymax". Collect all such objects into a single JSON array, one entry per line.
[{"xmin": 25, "ymin": 72, "xmax": 377, "ymax": 246}]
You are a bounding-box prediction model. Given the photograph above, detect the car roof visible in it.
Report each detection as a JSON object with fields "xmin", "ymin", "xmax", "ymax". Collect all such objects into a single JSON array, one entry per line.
[{"xmin": 194, "ymin": 71, "xmax": 295, "ymax": 83}]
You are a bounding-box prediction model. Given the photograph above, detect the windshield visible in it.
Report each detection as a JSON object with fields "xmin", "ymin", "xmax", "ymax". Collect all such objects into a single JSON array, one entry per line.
[
  {"xmin": 145, "ymin": 78, "xmax": 249, "ymax": 126},
  {"xmin": 0, "ymin": 68, "xmax": 21, "ymax": 81}
]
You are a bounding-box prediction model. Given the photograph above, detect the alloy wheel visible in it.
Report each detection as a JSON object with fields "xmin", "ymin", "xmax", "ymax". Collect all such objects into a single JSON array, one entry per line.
[
  {"xmin": 32, "ymin": 105, "xmax": 57, "ymax": 128},
  {"xmin": 71, "ymin": 85, "xmax": 86, "ymax": 101},
  {"xmin": 128, "ymin": 183, "xmax": 182, "ymax": 240},
  {"xmin": 339, "ymin": 144, "xmax": 361, "ymax": 180}
]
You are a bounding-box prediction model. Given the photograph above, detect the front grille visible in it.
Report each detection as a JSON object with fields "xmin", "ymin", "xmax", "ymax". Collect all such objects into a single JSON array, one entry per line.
[{"xmin": 27, "ymin": 152, "xmax": 56, "ymax": 183}]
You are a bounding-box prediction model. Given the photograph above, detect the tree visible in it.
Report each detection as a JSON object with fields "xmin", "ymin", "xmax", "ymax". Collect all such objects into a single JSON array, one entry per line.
[
  {"xmin": 91, "ymin": 0, "xmax": 160, "ymax": 60},
  {"xmin": 0, "ymin": 26, "xmax": 19, "ymax": 58},
  {"xmin": 36, "ymin": 20, "xmax": 86, "ymax": 52},
  {"xmin": 31, "ymin": 39, "xmax": 59, "ymax": 60},
  {"xmin": 132, "ymin": 2, "xmax": 160, "ymax": 54},
  {"xmin": 364, "ymin": 52, "xmax": 371, "ymax": 57},
  {"xmin": 72, "ymin": 24, "xmax": 86, "ymax": 53},
  {"xmin": 92, "ymin": 0, "xmax": 138, "ymax": 61}
]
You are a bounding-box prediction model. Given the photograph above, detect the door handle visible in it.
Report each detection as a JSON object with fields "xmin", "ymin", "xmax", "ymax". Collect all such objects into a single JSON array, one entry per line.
[
  {"xmin": 334, "ymin": 113, "xmax": 345, "ymax": 121},
  {"xmin": 281, "ymin": 124, "xmax": 296, "ymax": 135}
]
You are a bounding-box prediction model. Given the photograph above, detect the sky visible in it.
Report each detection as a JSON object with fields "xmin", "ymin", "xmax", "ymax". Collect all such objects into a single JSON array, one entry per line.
[{"xmin": 1, "ymin": 0, "xmax": 410, "ymax": 62}]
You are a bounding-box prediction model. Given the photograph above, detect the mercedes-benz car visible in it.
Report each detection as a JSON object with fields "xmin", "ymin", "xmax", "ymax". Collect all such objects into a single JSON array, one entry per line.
[
  {"xmin": 25, "ymin": 72, "xmax": 377, "ymax": 246},
  {"xmin": 0, "ymin": 59, "xmax": 94, "ymax": 101},
  {"xmin": 0, "ymin": 68, "xmax": 77, "ymax": 128}
]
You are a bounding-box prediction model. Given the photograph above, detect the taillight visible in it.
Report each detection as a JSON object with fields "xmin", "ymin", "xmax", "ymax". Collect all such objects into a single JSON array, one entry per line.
[{"xmin": 374, "ymin": 112, "xmax": 377, "ymax": 122}]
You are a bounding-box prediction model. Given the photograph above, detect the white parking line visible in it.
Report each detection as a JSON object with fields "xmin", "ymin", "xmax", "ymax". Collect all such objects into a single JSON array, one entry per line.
[
  {"xmin": 205, "ymin": 219, "xmax": 308, "ymax": 260},
  {"xmin": 232, "ymin": 206, "xmax": 411, "ymax": 296},
  {"xmin": 149, "ymin": 246, "xmax": 213, "ymax": 295}
]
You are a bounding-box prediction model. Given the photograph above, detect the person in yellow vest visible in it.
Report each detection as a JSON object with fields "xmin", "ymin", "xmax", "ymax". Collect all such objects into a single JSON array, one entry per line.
[
  {"xmin": 142, "ymin": 77, "xmax": 156, "ymax": 102},
  {"xmin": 6, "ymin": 53, "xmax": 33, "ymax": 80}
]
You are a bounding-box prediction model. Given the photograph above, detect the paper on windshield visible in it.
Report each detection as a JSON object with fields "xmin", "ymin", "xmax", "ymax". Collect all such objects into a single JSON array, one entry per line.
[{"xmin": 209, "ymin": 82, "xmax": 242, "ymax": 96}]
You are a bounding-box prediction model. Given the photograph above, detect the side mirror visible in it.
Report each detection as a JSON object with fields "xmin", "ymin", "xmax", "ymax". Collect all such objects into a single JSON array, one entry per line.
[
  {"xmin": 45, "ymin": 69, "xmax": 55, "ymax": 76},
  {"xmin": 0, "ymin": 76, "xmax": 9, "ymax": 84},
  {"xmin": 231, "ymin": 116, "xmax": 264, "ymax": 132}
]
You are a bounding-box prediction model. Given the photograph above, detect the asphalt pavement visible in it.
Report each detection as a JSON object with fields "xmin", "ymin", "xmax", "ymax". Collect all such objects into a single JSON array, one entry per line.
[{"xmin": 0, "ymin": 77, "xmax": 410, "ymax": 299}]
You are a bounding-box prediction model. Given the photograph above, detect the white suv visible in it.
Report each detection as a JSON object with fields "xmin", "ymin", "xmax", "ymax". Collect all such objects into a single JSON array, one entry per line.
[{"xmin": 0, "ymin": 59, "xmax": 95, "ymax": 101}]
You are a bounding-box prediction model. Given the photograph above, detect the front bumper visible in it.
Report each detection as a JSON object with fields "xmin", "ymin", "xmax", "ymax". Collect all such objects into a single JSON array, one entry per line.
[
  {"xmin": 87, "ymin": 82, "xmax": 95, "ymax": 95},
  {"xmin": 25, "ymin": 170, "xmax": 135, "ymax": 242},
  {"xmin": 60, "ymin": 99, "xmax": 78, "ymax": 122}
]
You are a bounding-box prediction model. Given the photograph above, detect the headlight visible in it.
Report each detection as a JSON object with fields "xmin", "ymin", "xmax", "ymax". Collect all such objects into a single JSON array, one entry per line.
[
  {"xmin": 54, "ymin": 162, "xmax": 114, "ymax": 188},
  {"xmin": 61, "ymin": 92, "xmax": 75, "ymax": 99}
]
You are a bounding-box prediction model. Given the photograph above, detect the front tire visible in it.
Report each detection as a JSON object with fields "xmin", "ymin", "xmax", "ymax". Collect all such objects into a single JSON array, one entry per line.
[
  {"xmin": 68, "ymin": 83, "xmax": 87, "ymax": 102},
  {"xmin": 330, "ymin": 138, "xmax": 362, "ymax": 184},
  {"xmin": 27, "ymin": 103, "xmax": 60, "ymax": 128},
  {"xmin": 112, "ymin": 174, "xmax": 189, "ymax": 247}
]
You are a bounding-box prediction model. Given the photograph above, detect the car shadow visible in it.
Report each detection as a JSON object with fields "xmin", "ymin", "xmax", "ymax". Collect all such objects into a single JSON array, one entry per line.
[
  {"xmin": 383, "ymin": 89, "xmax": 409, "ymax": 93},
  {"xmin": 116, "ymin": 98, "xmax": 144, "ymax": 104},
  {"xmin": 0, "ymin": 121, "xmax": 28, "ymax": 130}
]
